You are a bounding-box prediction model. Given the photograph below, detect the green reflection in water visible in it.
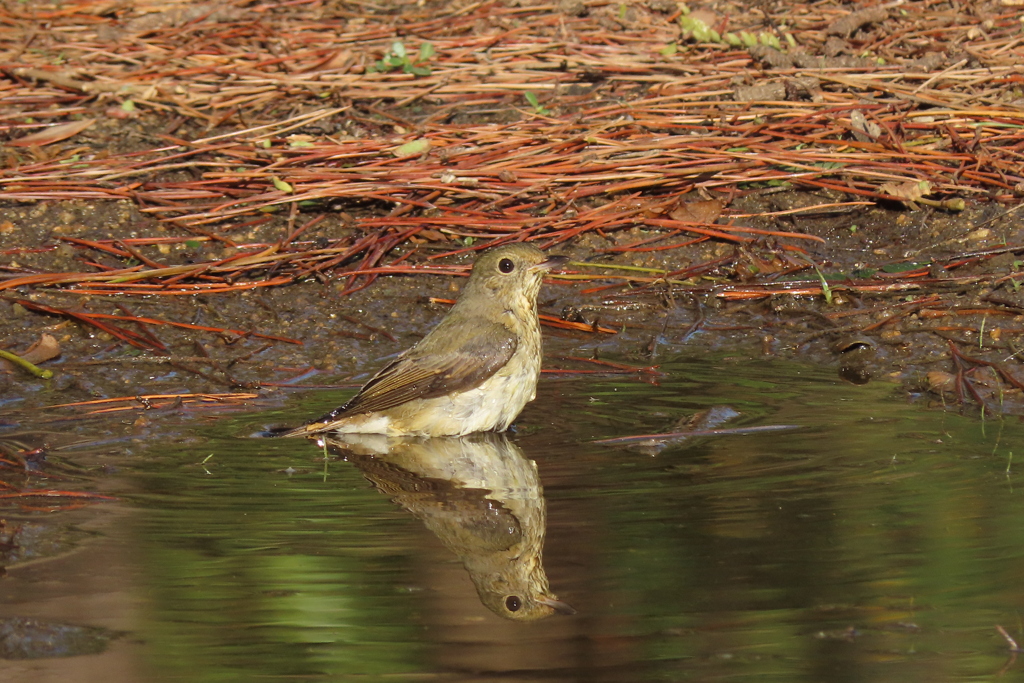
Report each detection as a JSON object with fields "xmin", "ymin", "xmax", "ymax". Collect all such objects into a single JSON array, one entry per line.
[
  {"xmin": 130, "ymin": 355, "xmax": 1024, "ymax": 682},
  {"xmin": 134, "ymin": 438, "xmax": 426, "ymax": 679}
]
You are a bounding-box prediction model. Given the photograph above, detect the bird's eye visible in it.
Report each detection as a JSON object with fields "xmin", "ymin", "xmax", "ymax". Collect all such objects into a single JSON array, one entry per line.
[
  {"xmin": 505, "ymin": 595, "xmax": 522, "ymax": 612},
  {"xmin": 498, "ymin": 258, "xmax": 515, "ymax": 274}
]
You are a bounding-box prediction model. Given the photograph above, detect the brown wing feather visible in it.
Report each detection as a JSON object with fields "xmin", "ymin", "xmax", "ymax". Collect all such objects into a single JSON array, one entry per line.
[{"xmin": 314, "ymin": 321, "xmax": 517, "ymax": 422}]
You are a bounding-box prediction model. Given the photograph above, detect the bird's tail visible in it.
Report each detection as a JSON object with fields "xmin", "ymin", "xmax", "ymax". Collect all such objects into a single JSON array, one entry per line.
[{"xmin": 275, "ymin": 422, "xmax": 325, "ymax": 438}]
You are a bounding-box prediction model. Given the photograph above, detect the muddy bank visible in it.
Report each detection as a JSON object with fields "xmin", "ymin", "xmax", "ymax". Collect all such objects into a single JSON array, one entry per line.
[{"xmin": 3, "ymin": 190, "xmax": 1024, "ymax": 422}]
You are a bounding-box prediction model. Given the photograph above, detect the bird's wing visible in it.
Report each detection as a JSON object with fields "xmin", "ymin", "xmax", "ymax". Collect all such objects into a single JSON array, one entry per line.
[{"xmin": 308, "ymin": 320, "xmax": 518, "ymax": 427}]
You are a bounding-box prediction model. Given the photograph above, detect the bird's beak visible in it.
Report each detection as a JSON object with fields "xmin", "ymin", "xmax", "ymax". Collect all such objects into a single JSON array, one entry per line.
[
  {"xmin": 537, "ymin": 594, "xmax": 577, "ymax": 615},
  {"xmin": 537, "ymin": 254, "xmax": 569, "ymax": 272}
]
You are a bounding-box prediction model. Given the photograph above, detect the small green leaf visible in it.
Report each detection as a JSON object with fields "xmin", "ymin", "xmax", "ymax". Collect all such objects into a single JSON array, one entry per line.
[
  {"xmin": 121, "ymin": 100, "xmax": 136, "ymax": 112},
  {"xmin": 659, "ymin": 43, "xmax": 678, "ymax": 57},
  {"xmin": 417, "ymin": 42, "xmax": 435, "ymax": 61},
  {"xmin": 260, "ymin": 139, "xmax": 272, "ymax": 148},
  {"xmin": 272, "ymin": 176, "xmax": 294, "ymax": 193},
  {"xmin": 409, "ymin": 65, "xmax": 431, "ymax": 76},
  {"xmin": 185, "ymin": 240, "xmax": 201, "ymax": 249},
  {"xmin": 394, "ymin": 138, "xmax": 431, "ymax": 157},
  {"xmin": 391, "ymin": 41, "xmax": 406, "ymax": 58}
]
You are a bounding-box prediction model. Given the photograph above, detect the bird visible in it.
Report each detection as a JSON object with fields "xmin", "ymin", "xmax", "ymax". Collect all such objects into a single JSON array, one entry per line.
[
  {"xmin": 326, "ymin": 431, "xmax": 575, "ymax": 620},
  {"xmin": 281, "ymin": 243, "xmax": 566, "ymax": 438}
]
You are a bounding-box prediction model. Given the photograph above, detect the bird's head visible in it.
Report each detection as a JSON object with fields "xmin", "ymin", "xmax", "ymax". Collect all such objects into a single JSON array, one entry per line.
[{"xmin": 461, "ymin": 244, "xmax": 567, "ymax": 313}]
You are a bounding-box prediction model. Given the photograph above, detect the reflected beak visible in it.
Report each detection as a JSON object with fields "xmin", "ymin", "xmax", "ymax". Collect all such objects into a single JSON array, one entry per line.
[{"xmin": 537, "ymin": 594, "xmax": 577, "ymax": 615}]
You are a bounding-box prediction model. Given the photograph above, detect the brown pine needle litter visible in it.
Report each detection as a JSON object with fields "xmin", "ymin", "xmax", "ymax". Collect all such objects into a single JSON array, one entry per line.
[
  {"xmin": 2, "ymin": 0, "xmax": 1023, "ymax": 295},
  {"xmin": 1, "ymin": 0, "xmax": 1024, "ymax": 420}
]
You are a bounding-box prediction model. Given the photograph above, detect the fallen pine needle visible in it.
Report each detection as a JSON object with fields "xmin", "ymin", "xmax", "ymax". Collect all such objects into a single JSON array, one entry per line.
[{"xmin": 593, "ymin": 424, "xmax": 801, "ymax": 444}]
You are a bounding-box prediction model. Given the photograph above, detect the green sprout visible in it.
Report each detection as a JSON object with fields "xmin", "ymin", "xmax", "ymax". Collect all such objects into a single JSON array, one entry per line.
[
  {"xmin": 813, "ymin": 266, "xmax": 834, "ymax": 305},
  {"xmin": 797, "ymin": 254, "xmax": 834, "ymax": 305},
  {"xmin": 1011, "ymin": 261, "xmax": 1024, "ymax": 293},
  {"xmin": 524, "ymin": 91, "xmax": 551, "ymax": 116},
  {"xmin": 368, "ymin": 41, "xmax": 435, "ymax": 76},
  {"xmin": 708, "ymin": 26, "xmax": 795, "ymax": 50},
  {"xmin": 679, "ymin": 14, "xmax": 720, "ymax": 43}
]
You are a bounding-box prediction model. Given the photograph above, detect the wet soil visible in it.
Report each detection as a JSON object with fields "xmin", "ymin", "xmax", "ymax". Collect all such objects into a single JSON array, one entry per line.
[{"xmin": 3, "ymin": 189, "xmax": 1024, "ymax": 421}]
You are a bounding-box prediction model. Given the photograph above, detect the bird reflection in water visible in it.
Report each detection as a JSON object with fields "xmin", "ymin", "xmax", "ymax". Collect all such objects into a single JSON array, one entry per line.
[{"xmin": 319, "ymin": 432, "xmax": 574, "ymax": 621}]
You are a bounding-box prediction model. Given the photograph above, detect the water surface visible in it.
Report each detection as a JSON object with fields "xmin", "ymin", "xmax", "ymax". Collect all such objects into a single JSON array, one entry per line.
[{"xmin": 5, "ymin": 356, "xmax": 1024, "ymax": 681}]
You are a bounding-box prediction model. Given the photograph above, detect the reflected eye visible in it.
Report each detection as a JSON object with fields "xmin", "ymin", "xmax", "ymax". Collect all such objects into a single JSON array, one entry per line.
[
  {"xmin": 505, "ymin": 595, "xmax": 522, "ymax": 612},
  {"xmin": 498, "ymin": 258, "xmax": 515, "ymax": 274}
]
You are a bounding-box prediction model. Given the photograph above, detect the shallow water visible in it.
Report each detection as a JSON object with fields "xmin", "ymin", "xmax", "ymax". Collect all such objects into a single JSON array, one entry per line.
[{"xmin": 4, "ymin": 355, "xmax": 1024, "ymax": 681}]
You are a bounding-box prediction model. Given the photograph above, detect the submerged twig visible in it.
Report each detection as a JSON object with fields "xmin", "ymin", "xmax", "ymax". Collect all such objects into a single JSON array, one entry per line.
[{"xmin": 0, "ymin": 349, "xmax": 53, "ymax": 379}]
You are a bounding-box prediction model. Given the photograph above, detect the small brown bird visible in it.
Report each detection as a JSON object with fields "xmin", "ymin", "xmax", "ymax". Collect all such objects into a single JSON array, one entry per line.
[{"xmin": 282, "ymin": 243, "xmax": 565, "ymax": 438}]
